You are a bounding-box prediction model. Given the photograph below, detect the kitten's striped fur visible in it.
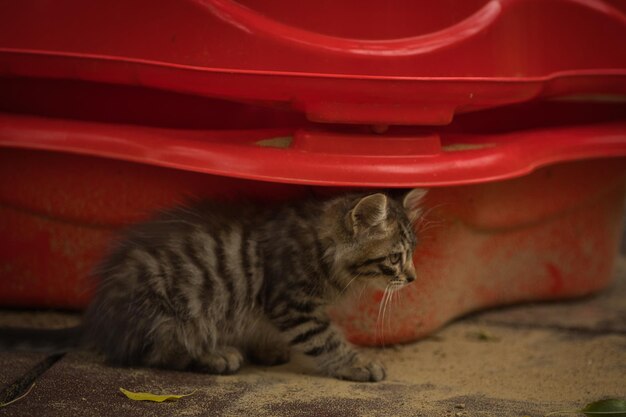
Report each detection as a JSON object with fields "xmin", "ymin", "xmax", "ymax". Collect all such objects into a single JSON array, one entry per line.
[{"xmin": 7, "ymin": 190, "xmax": 427, "ymax": 382}]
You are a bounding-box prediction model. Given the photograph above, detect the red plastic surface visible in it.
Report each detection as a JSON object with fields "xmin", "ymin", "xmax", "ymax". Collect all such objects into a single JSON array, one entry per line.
[
  {"xmin": 1, "ymin": 0, "xmax": 625, "ymax": 124},
  {"xmin": 1, "ymin": 0, "xmax": 626, "ymax": 347},
  {"xmin": 1, "ymin": 113, "xmax": 625, "ymax": 187}
]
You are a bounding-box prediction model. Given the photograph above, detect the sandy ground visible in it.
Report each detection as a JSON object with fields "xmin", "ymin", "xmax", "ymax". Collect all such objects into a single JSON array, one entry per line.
[{"xmin": 0, "ymin": 258, "xmax": 625, "ymax": 417}]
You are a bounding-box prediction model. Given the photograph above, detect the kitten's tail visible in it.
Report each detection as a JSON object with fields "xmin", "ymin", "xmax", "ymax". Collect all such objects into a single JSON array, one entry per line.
[{"xmin": 0, "ymin": 326, "xmax": 83, "ymax": 354}]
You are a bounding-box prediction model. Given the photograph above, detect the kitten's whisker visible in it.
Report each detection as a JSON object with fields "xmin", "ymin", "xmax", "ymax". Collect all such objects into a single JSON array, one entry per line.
[
  {"xmin": 382, "ymin": 291, "xmax": 388, "ymax": 347},
  {"xmin": 381, "ymin": 285, "xmax": 394, "ymax": 348},
  {"xmin": 173, "ymin": 205, "xmax": 202, "ymax": 219},
  {"xmin": 357, "ymin": 280, "xmax": 368, "ymax": 303},
  {"xmin": 418, "ymin": 217, "xmax": 444, "ymax": 227},
  {"xmin": 376, "ymin": 289, "xmax": 384, "ymax": 335},
  {"xmin": 340, "ymin": 274, "xmax": 359, "ymax": 297},
  {"xmin": 376, "ymin": 286, "xmax": 389, "ymax": 345},
  {"xmin": 383, "ymin": 283, "xmax": 403, "ymax": 347},
  {"xmin": 388, "ymin": 287, "xmax": 395, "ymax": 343},
  {"xmin": 417, "ymin": 218, "xmax": 445, "ymax": 230},
  {"xmin": 418, "ymin": 202, "xmax": 447, "ymax": 222},
  {"xmin": 393, "ymin": 285, "xmax": 401, "ymax": 322},
  {"xmin": 419, "ymin": 221, "xmax": 445, "ymax": 230},
  {"xmin": 418, "ymin": 223, "xmax": 445, "ymax": 234},
  {"xmin": 386, "ymin": 286, "xmax": 395, "ymax": 344},
  {"xmin": 414, "ymin": 203, "xmax": 447, "ymax": 234}
]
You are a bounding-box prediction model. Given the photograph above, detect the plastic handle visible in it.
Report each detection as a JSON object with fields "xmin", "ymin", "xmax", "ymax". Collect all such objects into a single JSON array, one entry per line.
[{"xmin": 193, "ymin": 0, "xmax": 503, "ymax": 57}]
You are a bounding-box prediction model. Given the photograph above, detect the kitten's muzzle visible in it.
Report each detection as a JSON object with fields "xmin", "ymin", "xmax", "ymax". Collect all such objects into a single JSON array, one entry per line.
[
  {"xmin": 404, "ymin": 262, "xmax": 417, "ymax": 284},
  {"xmin": 393, "ymin": 272, "xmax": 416, "ymax": 285}
]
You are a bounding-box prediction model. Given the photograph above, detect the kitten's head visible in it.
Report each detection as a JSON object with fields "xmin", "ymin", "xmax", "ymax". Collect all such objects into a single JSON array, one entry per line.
[{"xmin": 333, "ymin": 189, "xmax": 427, "ymax": 290}]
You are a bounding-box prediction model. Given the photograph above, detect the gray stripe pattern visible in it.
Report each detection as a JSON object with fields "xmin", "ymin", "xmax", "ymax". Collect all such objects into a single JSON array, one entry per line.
[{"xmin": 80, "ymin": 190, "xmax": 425, "ymax": 382}]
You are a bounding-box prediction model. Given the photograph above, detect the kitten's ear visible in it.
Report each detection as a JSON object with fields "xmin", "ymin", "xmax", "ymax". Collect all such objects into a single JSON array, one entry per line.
[
  {"xmin": 403, "ymin": 188, "xmax": 428, "ymax": 223},
  {"xmin": 350, "ymin": 193, "xmax": 388, "ymax": 233}
]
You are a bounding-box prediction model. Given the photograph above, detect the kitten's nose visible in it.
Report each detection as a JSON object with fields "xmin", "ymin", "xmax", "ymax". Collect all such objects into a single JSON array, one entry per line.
[{"xmin": 405, "ymin": 273, "xmax": 416, "ymax": 283}]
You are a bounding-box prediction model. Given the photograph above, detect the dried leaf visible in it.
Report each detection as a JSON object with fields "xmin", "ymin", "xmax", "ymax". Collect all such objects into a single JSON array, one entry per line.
[
  {"xmin": 119, "ymin": 387, "xmax": 195, "ymax": 403},
  {"xmin": 545, "ymin": 399, "xmax": 626, "ymax": 416},
  {"xmin": 581, "ymin": 399, "xmax": 626, "ymax": 416}
]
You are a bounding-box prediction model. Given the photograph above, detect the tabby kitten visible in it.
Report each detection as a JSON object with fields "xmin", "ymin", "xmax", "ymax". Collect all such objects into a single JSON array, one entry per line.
[{"xmin": 5, "ymin": 189, "xmax": 427, "ymax": 382}]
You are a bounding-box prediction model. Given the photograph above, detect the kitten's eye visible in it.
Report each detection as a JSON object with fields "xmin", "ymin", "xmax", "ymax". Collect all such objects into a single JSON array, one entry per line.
[{"xmin": 389, "ymin": 253, "xmax": 401, "ymax": 264}]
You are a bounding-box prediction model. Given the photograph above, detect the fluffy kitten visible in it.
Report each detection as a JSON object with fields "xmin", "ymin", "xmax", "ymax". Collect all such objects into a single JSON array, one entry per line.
[{"xmin": 2, "ymin": 189, "xmax": 427, "ymax": 382}]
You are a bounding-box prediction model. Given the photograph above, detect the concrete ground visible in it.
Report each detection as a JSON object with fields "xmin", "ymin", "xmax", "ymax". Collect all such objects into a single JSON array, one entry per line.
[{"xmin": 1, "ymin": 258, "xmax": 625, "ymax": 417}]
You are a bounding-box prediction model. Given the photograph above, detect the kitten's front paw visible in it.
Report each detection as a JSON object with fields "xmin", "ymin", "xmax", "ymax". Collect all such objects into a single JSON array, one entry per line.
[
  {"xmin": 334, "ymin": 359, "xmax": 386, "ymax": 382},
  {"xmin": 193, "ymin": 347, "xmax": 244, "ymax": 375}
]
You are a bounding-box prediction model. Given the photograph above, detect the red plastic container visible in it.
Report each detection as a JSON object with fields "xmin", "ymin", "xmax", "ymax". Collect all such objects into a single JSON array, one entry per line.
[
  {"xmin": 1, "ymin": 0, "xmax": 625, "ymax": 345},
  {"xmin": 1, "ymin": 0, "xmax": 625, "ymax": 125}
]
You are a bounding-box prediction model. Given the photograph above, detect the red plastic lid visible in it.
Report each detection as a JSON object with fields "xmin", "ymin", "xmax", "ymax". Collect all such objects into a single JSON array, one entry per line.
[
  {"xmin": 1, "ymin": 114, "xmax": 625, "ymax": 187},
  {"xmin": 1, "ymin": 0, "xmax": 625, "ymax": 125}
]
